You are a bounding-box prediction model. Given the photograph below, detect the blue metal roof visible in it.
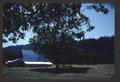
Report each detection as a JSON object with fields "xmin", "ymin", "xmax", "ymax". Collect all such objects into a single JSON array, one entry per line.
[{"xmin": 22, "ymin": 49, "xmax": 48, "ymax": 62}]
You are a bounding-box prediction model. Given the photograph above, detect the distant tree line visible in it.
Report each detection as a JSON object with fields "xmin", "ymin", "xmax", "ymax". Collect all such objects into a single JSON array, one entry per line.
[
  {"xmin": 31, "ymin": 35, "xmax": 114, "ymax": 68},
  {"xmin": 62, "ymin": 36, "xmax": 114, "ymax": 65},
  {"xmin": 76, "ymin": 36, "xmax": 114, "ymax": 64},
  {"xmin": 3, "ymin": 49, "xmax": 22, "ymax": 64},
  {"xmin": 2, "ymin": 44, "xmax": 32, "ymax": 63},
  {"xmin": 3, "ymin": 36, "xmax": 114, "ymax": 66}
]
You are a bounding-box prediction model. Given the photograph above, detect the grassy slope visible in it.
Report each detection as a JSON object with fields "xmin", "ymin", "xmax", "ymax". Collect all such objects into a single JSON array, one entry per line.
[{"xmin": 2, "ymin": 64, "xmax": 114, "ymax": 80}]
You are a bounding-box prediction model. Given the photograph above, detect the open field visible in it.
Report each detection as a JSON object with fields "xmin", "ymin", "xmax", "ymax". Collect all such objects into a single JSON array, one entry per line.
[{"xmin": 2, "ymin": 64, "xmax": 114, "ymax": 80}]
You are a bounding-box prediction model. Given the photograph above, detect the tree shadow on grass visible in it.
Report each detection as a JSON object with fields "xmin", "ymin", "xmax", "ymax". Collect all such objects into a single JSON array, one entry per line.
[{"xmin": 30, "ymin": 67, "xmax": 91, "ymax": 74}]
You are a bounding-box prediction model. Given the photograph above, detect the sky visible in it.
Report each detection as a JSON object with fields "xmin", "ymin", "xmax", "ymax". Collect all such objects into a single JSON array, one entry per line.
[
  {"xmin": 3, "ymin": 4, "xmax": 115, "ymax": 47},
  {"xmin": 82, "ymin": 5, "xmax": 115, "ymax": 39}
]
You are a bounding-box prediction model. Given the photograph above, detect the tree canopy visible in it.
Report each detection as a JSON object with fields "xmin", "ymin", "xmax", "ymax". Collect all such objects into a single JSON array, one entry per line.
[
  {"xmin": 3, "ymin": 3, "xmax": 110, "ymax": 68},
  {"xmin": 3, "ymin": 3, "xmax": 109, "ymax": 43}
]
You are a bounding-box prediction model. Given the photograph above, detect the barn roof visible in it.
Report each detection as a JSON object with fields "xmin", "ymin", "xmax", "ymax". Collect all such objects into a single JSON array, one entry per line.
[{"xmin": 21, "ymin": 49, "xmax": 48, "ymax": 62}]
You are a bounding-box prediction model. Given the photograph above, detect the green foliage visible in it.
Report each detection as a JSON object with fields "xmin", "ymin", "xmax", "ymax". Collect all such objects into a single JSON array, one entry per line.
[
  {"xmin": 28, "ymin": 4, "xmax": 110, "ymax": 65},
  {"xmin": 3, "ymin": 3, "xmax": 111, "ymax": 67},
  {"xmin": 3, "ymin": 3, "xmax": 110, "ymax": 43}
]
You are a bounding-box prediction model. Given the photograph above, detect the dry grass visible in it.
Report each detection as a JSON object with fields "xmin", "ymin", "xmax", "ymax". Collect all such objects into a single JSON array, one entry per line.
[{"xmin": 2, "ymin": 64, "xmax": 114, "ymax": 80}]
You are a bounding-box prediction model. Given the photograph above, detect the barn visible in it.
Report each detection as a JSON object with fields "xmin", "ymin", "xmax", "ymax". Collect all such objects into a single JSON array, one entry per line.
[
  {"xmin": 21, "ymin": 49, "xmax": 53, "ymax": 66},
  {"xmin": 5, "ymin": 49, "xmax": 53, "ymax": 67}
]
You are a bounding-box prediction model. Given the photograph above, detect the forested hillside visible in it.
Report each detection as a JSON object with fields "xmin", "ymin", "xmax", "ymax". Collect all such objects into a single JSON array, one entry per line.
[{"xmin": 3, "ymin": 36, "xmax": 114, "ymax": 65}]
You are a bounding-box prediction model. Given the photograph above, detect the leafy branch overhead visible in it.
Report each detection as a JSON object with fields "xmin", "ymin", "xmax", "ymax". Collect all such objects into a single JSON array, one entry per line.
[
  {"xmin": 3, "ymin": 3, "xmax": 111, "ymax": 68},
  {"xmin": 3, "ymin": 3, "xmax": 109, "ymax": 43}
]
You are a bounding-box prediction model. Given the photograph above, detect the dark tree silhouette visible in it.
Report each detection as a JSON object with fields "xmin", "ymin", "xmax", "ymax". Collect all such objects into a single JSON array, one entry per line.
[
  {"xmin": 3, "ymin": 3, "xmax": 110, "ymax": 69},
  {"xmin": 3, "ymin": 3, "xmax": 109, "ymax": 43},
  {"xmin": 28, "ymin": 4, "xmax": 109, "ymax": 68},
  {"xmin": 3, "ymin": 48, "xmax": 22, "ymax": 63},
  {"xmin": 77, "ymin": 36, "xmax": 114, "ymax": 64}
]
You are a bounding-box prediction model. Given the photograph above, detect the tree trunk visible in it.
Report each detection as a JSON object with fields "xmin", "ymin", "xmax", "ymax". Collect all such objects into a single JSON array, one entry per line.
[
  {"xmin": 55, "ymin": 64, "xmax": 60, "ymax": 69},
  {"xmin": 62, "ymin": 64, "xmax": 65, "ymax": 67},
  {"xmin": 69, "ymin": 64, "xmax": 72, "ymax": 68}
]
